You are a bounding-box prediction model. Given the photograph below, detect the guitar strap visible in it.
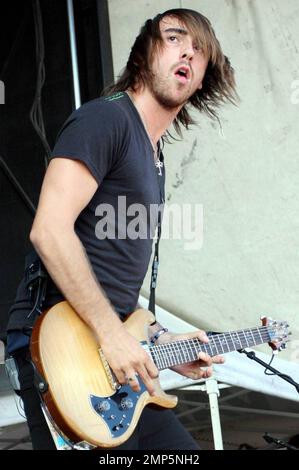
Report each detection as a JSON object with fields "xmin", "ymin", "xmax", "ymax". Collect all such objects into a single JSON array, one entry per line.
[
  {"xmin": 148, "ymin": 146, "xmax": 164, "ymax": 319},
  {"xmin": 148, "ymin": 210, "xmax": 161, "ymax": 318}
]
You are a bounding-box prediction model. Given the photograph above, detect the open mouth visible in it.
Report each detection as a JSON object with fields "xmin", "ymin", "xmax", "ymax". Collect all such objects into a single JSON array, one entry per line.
[{"xmin": 174, "ymin": 66, "xmax": 191, "ymax": 83}]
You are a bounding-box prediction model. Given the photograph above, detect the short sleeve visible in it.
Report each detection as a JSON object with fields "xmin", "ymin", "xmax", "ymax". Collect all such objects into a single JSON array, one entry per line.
[{"xmin": 50, "ymin": 98, "xmax": 128, "ymax": 184}]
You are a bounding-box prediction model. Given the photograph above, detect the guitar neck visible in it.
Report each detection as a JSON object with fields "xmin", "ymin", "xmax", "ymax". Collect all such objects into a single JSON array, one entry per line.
[{"xmin": 149, "ymin": 326, "xmax": 271, "ymax": 371}]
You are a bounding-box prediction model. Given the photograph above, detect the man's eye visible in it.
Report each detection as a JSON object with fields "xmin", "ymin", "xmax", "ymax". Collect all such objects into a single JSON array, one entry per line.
[{"xmin": 194, "ymin": 45, "xmax": 203, "ymax": 53}]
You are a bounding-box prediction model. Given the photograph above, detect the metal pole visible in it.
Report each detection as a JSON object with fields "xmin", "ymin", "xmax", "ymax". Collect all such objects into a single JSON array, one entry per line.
[
  {"xmin": 66, "ymin": 0, "xmax": 81, "ymax": 109},
  {"xmin": 205, "ymin": 377, "xmax": 224, "ymax": 450}
]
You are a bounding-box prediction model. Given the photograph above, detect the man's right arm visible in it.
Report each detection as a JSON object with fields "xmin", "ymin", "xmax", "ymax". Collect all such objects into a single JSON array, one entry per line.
[{"xmin": 30, "ymin": 157, "xmax": 158, "ymax": 394}]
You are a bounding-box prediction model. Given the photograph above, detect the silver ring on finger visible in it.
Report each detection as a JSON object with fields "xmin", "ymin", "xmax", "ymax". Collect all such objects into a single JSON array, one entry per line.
[{"xmin": 126, "ymin": 374, "xmax": 137, "ymax": 384}]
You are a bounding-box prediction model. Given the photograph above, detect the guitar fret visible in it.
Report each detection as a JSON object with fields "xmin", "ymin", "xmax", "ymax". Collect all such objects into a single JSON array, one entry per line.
[
  {"xmin": 214, "ymin": 335, "xmax": 224, "ymax": 354},
  {"xmin": 156, "ymin": 347, "xmax": 164, "ymax": 369},
  {"xmin": 168, "ymin": 343, "xmax": 176, "ymax": 366},
  {"xmin": 169, "ymin": 342, "xmax": 177, "ymax": 367},
  {"xmin": 245, "ymin": 329, "xmax": 255, "ymax": 347},
  {"xmin": 223, "ymin": 333, "xmax": 230, "ymax": 352},
  {"xmin": 163, "ymin": 343, "xmax": 171, "ymax": 366},
  {"xmin": 207, "ymin": 343, "xmax": 213, "ymax": 357},
  {"xmin": 191, "ymin": 339, "xmax": 200, "ymax": 361},
  {"xmin": 184, "ymin": 342, "xmax": 190, "ymax": 362},
  {"xmin": 243, "ymin": 329, "xmax": 252, "ymax": 347},
  {"xmin": 250, "ymin": 329, "xmax": 256, "ymax": 346},
  {"xmin": 180, "ymin": 341, "xmax": 188, "ymax": 363},
  {"xmin": 163, "ymin": 344, "xmax": 171, "ymax": 368},
  {"xmin": 187, "ymin": 340, "xmax": 194, "ymax": 361},
  {"xmin": 258, "ymin": 327, "xmax": 266, "ymax": 343},
  {"xmin": 182, "ymin": 342, "xmax": 189, "ymax": 363},
  {"xmin": 150, "ymin": 326, "xmax": 274, "ymax": 371},
  {"xmin": 254, "ymin": 328, "xmax": 261, "ymax": 345},
  {"xmin": 169, "ymin": 343, "xmax": 177, "ymax": 367},
  {"xmin": 210, "ymin": 335, "xmax": 219, "ymax": 356},
  {"xmin": 229, "ymin": 331, "xmax": 238, "ymax": 350},
  {"xmin": 161, "ymin": 346, "xmax": 168, "ymax": 369},
  {"xmin": 226, "ymin": 332, "xmax": 234, "ymax": 351},
  {"xmin": 177, "ymin": 341, "xmax": 185, "ymax": 365},
  {"xmin": 217, "ymin": 334, "xmax": 228, "ymax": 354},
  {"xmin": 155, "ymin": 345, "xmax": 166, "ymax": 369},
  {"xmin": 242, "ymin": 329, "xmax": 249, "ymax": 348},
  {"xmin": 175, "ymin": 343, "xmax": 183, "ymax": 365},
  {"xmin": 177, "ymin": 343, "xmax": 185, "ymax": 365},
  {"xmin": 174, "ymin": 343, "xmax": 181, "ymax": 365}
]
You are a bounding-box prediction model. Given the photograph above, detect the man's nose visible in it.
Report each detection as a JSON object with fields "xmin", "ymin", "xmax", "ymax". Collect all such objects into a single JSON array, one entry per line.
[{"xmin": 181, "ymin": 41, "xmax": 195, "ymax": 61}]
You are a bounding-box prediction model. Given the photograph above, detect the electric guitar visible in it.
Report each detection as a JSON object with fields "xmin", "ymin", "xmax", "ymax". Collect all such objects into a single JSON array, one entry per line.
[{"xmin": 30, "ymin": 301, "xmax": 290, "ymax": 448}]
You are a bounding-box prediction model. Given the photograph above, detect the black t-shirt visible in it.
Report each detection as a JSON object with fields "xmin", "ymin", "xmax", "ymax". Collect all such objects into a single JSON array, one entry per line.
[
  {"xmin": 50, "ymin": 91, "xmax": 165, "ymax": 316},
  {"xmin": 6, "ymin": 92, "xmax": 165, "ymax": 347}
]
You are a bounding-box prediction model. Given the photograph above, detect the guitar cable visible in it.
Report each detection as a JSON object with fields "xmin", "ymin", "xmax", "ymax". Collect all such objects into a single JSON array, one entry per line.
[
  {"xmin": 263, "ymin": 353, "xmax": 275, "ymax": 375},
  {"xmin": 238, "ymin": 349, "xmax": 299, "ymax": 394}
]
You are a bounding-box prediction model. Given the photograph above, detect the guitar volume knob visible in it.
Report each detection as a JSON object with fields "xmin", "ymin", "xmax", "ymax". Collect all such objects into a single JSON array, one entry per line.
[
  {"xmin": 120, "ymin": 398, "xmax": 134, "ymax": 410},
  {"xmin": 96, "ymin": 400, "xmax": 111, "ymax": 413}
]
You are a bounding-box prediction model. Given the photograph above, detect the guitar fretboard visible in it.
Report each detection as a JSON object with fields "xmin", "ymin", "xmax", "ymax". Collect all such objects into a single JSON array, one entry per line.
[{"xmin": 149, "ymin": 327, "xmax": 272, "ymax": 371}]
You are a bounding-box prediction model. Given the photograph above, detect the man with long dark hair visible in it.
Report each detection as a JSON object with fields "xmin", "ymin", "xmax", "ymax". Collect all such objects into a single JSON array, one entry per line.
[{"xmin": 6, "ymin": 9, "xmax": 237, "ymax": 450}]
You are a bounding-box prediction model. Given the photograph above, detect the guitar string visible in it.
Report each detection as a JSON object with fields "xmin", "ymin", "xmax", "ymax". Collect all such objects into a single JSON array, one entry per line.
[
  {"xmin": 149, "ymin": 328, "xmax": 277, "ymax": 367},
  {"xmin": 150, "ymin": 326, "xmax": 278, "ymax": 348},
  {"xmin": 151, "ymin": 333, "xmax": 272, "ymax": 356},
  {"xmin": 150, "ymin": 327, "xmax": 273, "ymax": 353}
]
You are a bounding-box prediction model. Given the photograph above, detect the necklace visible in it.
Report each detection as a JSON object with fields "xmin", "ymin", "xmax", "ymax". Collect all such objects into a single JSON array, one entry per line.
[{"xmin": 126, "ymin": 90, "xmax": 163, "ymax": 175}]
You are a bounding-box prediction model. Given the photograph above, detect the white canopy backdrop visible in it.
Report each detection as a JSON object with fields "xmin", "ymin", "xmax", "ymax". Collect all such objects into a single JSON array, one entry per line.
[{"xmin": 109, "ymin": 0, "xmax": 299, "ymax": 386}]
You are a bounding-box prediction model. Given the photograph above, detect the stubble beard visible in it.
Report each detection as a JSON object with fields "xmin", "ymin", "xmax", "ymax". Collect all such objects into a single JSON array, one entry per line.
[{"xmin": 149, "ymin": 73, "xmax": 191, "ymax": 110}]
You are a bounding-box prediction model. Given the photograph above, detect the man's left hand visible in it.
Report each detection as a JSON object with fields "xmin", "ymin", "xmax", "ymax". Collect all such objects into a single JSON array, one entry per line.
[{"xmin": 158, "ymin": 330, "xmax": 225, "ymax": 380}]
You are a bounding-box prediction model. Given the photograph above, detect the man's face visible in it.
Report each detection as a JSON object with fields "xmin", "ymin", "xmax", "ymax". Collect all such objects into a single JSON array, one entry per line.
[{"xmin": 149, "ymin": 16, "xmax": 209, "ymax": 109}]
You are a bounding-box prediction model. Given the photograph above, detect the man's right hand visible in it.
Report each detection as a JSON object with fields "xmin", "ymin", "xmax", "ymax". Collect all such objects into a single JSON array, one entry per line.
[{"xmin": 99, "ymin": 326, "xmax": 159, "ymax": 396}]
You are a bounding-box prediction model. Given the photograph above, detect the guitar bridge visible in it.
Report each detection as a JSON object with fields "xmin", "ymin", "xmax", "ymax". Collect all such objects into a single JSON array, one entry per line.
[{"xmin": 98, "ymin": 348, "xmax": 119, "ymax": 391}]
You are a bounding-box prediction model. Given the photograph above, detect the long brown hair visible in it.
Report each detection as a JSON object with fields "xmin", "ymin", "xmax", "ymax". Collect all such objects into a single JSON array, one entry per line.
[{"xmin": 103, "ymin": 9, "xmax": 238, "ymax": 136}]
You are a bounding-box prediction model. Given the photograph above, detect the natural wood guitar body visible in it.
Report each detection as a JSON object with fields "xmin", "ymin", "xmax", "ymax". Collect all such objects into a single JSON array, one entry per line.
[{"xmin": 30, "ymin": 301, "xmax": 177, "ymax": 448}]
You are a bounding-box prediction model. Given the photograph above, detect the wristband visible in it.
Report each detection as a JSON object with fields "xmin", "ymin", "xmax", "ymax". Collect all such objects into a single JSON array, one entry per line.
[{"xmin": 150, "ymin": 327, "xmax": 168, "ymax": 345}]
